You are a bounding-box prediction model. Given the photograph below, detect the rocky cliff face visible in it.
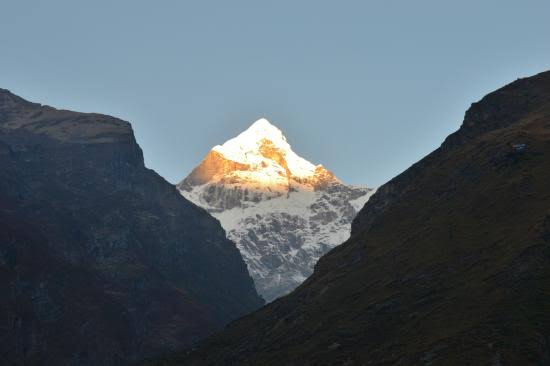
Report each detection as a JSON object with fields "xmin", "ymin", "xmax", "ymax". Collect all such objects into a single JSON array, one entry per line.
[
  {"xmin": 0, "ymin": 89, "xmax": 263, "ymax": 366},
  {"xmin": 155, "ymin": 71, "xmax": 550, "ymax": 365},
  {"xmin": 177, "ymin": 119, "xmax": 374, "ymax": 301}
]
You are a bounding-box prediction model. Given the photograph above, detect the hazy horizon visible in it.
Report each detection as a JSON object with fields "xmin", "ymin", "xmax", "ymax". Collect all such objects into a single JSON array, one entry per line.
[{"xmin": 1, "ymin": 1, "xmax": 549, "ymax": 186}]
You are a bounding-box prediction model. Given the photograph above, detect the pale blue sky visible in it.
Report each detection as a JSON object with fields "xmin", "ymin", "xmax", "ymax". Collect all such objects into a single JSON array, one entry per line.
[{"xmin": 1, "ymin": 1, "xmax": 549, "ymax": 186}]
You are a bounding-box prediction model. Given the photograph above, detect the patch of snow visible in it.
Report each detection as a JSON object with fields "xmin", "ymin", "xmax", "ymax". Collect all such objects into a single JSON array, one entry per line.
[{"xmin": 349, "ymin": 187, "xmax": 377, "ymax": 211}]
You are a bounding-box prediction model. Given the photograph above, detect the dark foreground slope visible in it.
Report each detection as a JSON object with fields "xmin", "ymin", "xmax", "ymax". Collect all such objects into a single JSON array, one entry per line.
[
  {"xmin": 0, "ymin": 90, "xmax": 263, "ymax": 365},
  {"xmin": 153, "ymin": 71, "xmax": 550, "ymax": 365}
]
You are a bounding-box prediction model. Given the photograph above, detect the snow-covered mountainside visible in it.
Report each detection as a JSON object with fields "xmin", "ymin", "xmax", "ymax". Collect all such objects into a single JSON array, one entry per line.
[{"xmin": 178, "ymin": 118, "xmax": 374, "ymax": 301}]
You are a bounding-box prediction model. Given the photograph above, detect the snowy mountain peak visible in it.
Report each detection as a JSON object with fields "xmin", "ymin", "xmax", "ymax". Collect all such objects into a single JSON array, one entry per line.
[
  {"xmin": 238, "ymin": 117, "xmax": 285, "ymax": 141},
  {"xmin": 212, "ymin": 118, "xmax": 318, "ymax": 179},
  {"xmin": 177, "ymin": 117, "xmax": 375, "ymax": 301},
  {"xmin": 215, "ymin": 118, "xmax": 286, "ymax": 151},
  {"xmin": 180, "ymin": 118, "xmax": 341, "ymax": 207}
]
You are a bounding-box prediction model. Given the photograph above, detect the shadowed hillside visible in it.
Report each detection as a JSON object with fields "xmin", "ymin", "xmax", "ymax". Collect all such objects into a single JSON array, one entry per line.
[{"xmin": 0, "ymin": 90, "xmax": 263, "ymax": 365}]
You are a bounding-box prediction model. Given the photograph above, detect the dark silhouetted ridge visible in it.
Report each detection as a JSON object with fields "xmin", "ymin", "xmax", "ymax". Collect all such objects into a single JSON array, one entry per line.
[{"xmin": 0, "ymin": 91, "xmax": 263, "ymax": 365}]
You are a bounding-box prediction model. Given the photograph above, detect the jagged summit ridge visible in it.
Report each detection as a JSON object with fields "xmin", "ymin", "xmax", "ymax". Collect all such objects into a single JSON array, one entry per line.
[{"xmin": 177, "ymin": 118, "xmax": 374, "ymax": 301}]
